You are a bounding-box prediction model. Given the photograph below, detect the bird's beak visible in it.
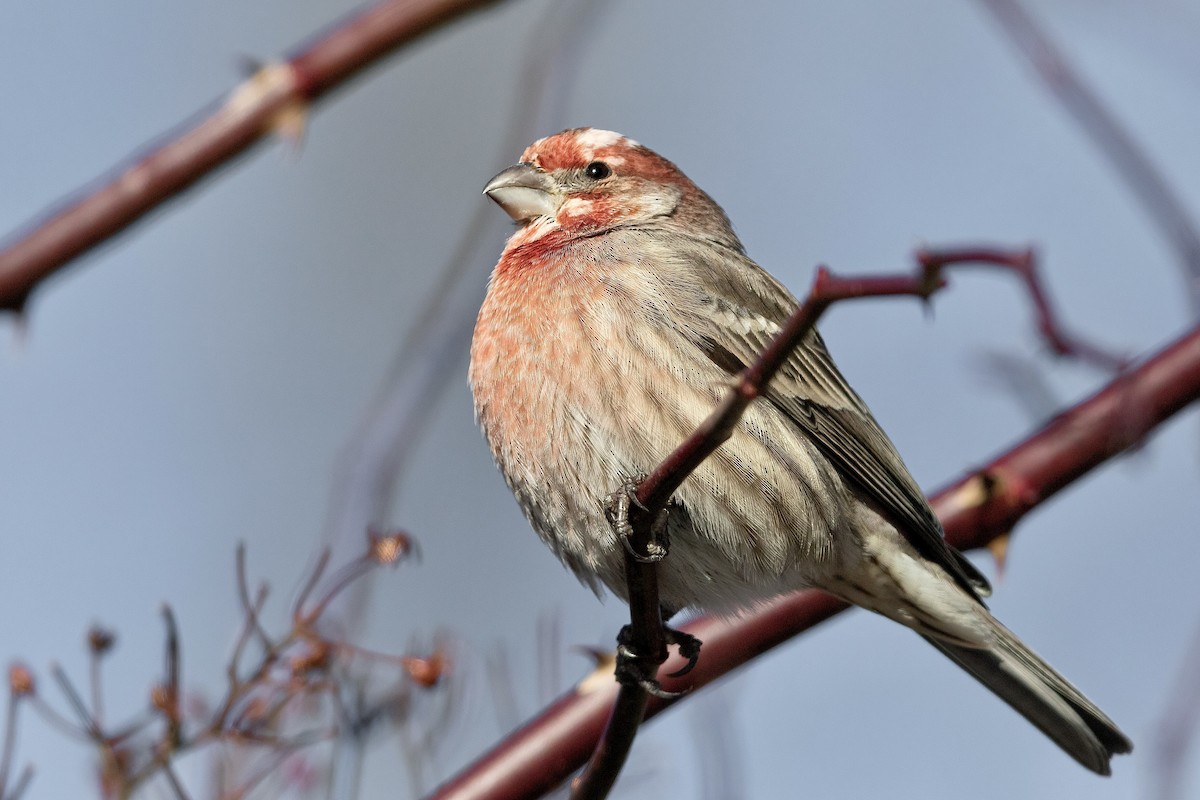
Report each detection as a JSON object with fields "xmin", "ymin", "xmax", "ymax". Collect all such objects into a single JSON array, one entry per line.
[{"xmin": 483, "ymin": 163, "xmax": 560, "ymax": 222}]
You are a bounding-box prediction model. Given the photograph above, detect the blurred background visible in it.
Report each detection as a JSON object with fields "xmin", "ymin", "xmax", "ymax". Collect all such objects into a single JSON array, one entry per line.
[{"xmin": 2, "ymin": 0, "xmax": 1198, "ymax": 797}]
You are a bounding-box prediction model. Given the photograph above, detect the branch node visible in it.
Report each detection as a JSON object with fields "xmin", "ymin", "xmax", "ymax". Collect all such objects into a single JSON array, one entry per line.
[{"xmin": 811, "ymin": 264, "xmax": 834, "ymax": 293}]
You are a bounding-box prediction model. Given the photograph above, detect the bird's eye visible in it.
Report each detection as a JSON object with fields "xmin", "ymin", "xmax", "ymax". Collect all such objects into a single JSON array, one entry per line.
[{"xmin": 584, "ymin": 161, "xmax": 612, "ymax": 180}]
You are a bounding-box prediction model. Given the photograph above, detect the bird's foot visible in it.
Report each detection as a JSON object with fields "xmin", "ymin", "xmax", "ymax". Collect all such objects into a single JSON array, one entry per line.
[
  {"xmin": 614, "ymin": 624, "xmax": 702, "ymax": 696},
  {"xmin": 605, "ymin": 480, "xmax": 670, "ymax": 563},
  {"xmin": 664, "ymin": 626, "xmax": 702, "ymax": 677}
]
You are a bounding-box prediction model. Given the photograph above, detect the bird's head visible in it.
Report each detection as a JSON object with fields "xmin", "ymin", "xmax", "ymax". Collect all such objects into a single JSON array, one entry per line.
[{"xmin": 483, "ymin": 128, "xmax": 737, "ymax": 250}]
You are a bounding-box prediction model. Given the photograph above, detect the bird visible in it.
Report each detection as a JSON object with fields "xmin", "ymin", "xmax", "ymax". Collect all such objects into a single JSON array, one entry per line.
[{"xmin": 468, "ymin": 127, "xmax": 1131, "ymax": 774}]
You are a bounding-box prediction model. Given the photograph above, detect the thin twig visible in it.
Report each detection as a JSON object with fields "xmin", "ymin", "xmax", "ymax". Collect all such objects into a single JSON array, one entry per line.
[
  {"xmin": 485, "ymin": 648, "xmax": 519, "ymax": 735},
  {"xmin": 916, "ymin": 246, "xmax": 1126, "ymax": 369},
  {"xmin": 48, "ymin": 665, "xmax": 100, "ymax": 739},
  {"xmin": 299, "ymin": 556, "xmax": 376, "ymax": 626},
  {"xmin": 160, "ymin": 606, "xmax": 183, "ymax": 749},
  {"xmin": 291, "ymin": 548, "xmax": 331, "ymax": 624},
  {"xmin": 25, "ymin": 694, "xmax": 90, "ymax": 742},
  {"xmin": 219, "ymin": 745, "xmax": 299, "ymax": 800},
  {"xmin": 1151, "ymin": 611, "xmax": 1200, "ymax": 800},
  {"xmin": 692, "ymin": 691, "xmax": 745, "ymax": 800},
  {"xmin": 86, "ymin": 627, "xmax": 114, "ymax": 730},
  {"xmin": 976, "ymin": 350, "xmax": 1061, "ymax": 422},
  {"xmin": 0, "ymin": 683, "xmax": 22, "ymax": 799},
  {"xmin": 536, "ymin": 612, "xmax": 563, "ymax": 707},
  {"xmin": 5, "ymin": 766, "xmax": 33, "ymax": 800},
  {"xmin": 228, "ymin": 584, "xmax": 272, "ymax": 684},
  {"xmin": 161, "ymin": 758, "xmax": 193, "ymax": 800},
  {"xmin": 235, "ymin": 544, "xmax": 273, "ymax": 653}
]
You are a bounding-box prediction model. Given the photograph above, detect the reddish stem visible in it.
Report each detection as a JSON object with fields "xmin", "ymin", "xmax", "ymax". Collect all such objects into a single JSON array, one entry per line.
[
  {"xmin": 0, "ymin": 0, "xmax": 508, "ymax": 314},
  {"xmin": 916, "ymin": 246, "xmax": 1126, "ymax": 370}
]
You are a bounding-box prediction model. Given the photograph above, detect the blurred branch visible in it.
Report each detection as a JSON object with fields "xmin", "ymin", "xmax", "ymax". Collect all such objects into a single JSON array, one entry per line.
[
  {"xmin": 318, "ymin": 0, "xmax": 609, "ymax": 628},
  {"xmin": 974, "ymin": 350, "xmax": 1060, "ymax": 423},
  {"xmin": 428, "ymin": 302, "xmax": 1200, "ymax": 800},
  {"xmin": 313, "ymin": 3, "xmax": 610, "ymax": 786},
  {"xmin": 692, "ymin": 691, "xmax": 744, "ymax": 800},
  {"xmin": 978, "ymin": 0, "xmax": 1200, "ymax": 314},
  {"xmin": 0, "ymin": 666, "xmax": 34, "ymax": 800},
  {"xmin": 0, "ymin": 0, "xmax": 510, "ymax": 314},
  {"xmin": 1151, "ymin": 612, "xmax": 1200, "ymax": 800}
]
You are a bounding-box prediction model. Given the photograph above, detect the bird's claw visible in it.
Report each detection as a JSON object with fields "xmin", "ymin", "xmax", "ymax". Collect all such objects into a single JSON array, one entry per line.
[
  {"xmin": 614, "ymin": 624, "xmax": 702, "ymax": 695},
  {"xmin": 665, "ymin": 627, "xmax": 702, "ymax": 678},
  {"xmin": 605, "ymin": 480, "xmax": 670, "ymax": 563},
  {"xmin": 615, "ymin": 625, "xmax": 684, "ymax": 699}
]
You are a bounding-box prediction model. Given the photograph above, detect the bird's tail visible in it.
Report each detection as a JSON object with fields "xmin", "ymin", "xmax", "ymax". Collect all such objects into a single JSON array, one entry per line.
[
  {"xmin": 921, "ymin": 615, "xmax": 1132, "ymax": 775},
  {"xmin": 827, "ymin": 513, "xmax": 1132, "ymax": 774}
]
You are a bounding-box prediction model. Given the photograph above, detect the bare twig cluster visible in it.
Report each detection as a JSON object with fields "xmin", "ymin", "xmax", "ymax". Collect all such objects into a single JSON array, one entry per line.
[{"xmin": 1, "ymin": 531, "xmax": 447, "ymax": 799}]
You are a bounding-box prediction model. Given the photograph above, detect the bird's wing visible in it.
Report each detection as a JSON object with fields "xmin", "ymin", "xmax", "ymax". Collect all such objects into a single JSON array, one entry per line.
[{"xmin": 676, "ymin": 241, "xmax": 989, "ymax": 599}]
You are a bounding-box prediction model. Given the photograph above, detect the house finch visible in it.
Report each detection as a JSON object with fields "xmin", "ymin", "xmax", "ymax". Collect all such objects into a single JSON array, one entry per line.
[{"xmin": 469, "ymin": 128, "xmax": 1131, "ymax": 774}]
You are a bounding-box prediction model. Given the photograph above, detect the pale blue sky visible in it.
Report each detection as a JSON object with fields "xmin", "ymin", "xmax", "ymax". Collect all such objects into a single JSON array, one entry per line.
[{"xmin": 2, "ymin": 1, "xmax": 1198, "ymax": 798}]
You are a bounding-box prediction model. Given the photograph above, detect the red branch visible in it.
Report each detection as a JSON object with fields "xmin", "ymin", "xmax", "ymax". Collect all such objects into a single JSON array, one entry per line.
[
  {"xmin": 0, "ymin": 0, "xmax": 508, "ymax": 314},
  {"xmin": 916, "ymin": 247, "xmax": 1125, "ymax": 369},
  {"xmin": 427, "ymin": 320, "xmax": 1200, "ymax": 800}
]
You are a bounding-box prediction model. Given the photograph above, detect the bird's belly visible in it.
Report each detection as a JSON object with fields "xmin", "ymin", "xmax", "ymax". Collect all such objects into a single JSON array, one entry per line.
[
  {"xmin": 471, "ymin": 279, "xmax": 854, "ymax": 613},
  {"xmin": 497, "ymin": 375, "xmax": 855, "ymax": 612}
]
